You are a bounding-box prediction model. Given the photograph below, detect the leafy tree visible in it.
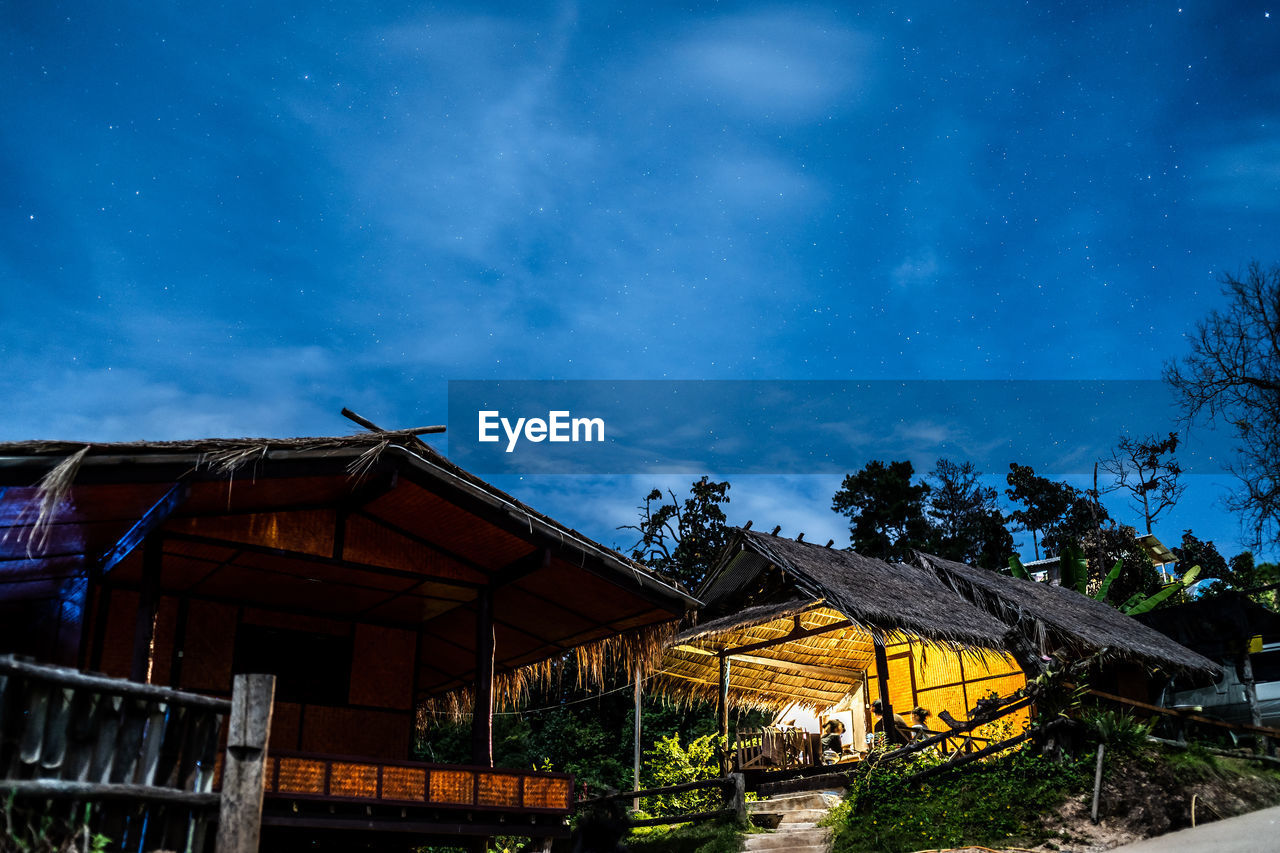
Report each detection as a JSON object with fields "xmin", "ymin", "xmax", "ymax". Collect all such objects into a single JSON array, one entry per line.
[
  {"xmin": 1077, "ymin": 524, "xmax": 1161, "ymax": 606},
  {"xmin": 1100, "ymin": 432, "xmax": 1185, "ymax": 534},
  {"xmin": 1005, "ymin": 464, "xmax": 1105, "ymax": 560},
  {"xmin": 620, "ymin": 476, "xmax": 732, "ymax": 589},
  {"xmin": 924, "ymin": 458, "xmax": 1014, "ymax": 569},
  {"xmin": 832, "ymin": 460, "xmax": 931, "ymax": 561},
  {"xmin": 1188, "ymin": 543, "xmax": 1280, "ymax": 607},
  {"xmin": 1165, "ymin": 261, "xmax": 1280, "ymax": 549},
  {"xmin": 1171, "ymin": 530, "xmax": 1229, "ymax": 582}
]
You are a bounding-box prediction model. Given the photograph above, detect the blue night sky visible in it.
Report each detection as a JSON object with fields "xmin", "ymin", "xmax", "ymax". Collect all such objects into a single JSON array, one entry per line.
[{"xmin": 3, "ymin": 2, "xmax": 1278, "ymax": 561}]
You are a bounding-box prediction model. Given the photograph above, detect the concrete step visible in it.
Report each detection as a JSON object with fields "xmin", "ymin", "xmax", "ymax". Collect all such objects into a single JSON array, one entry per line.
[
  {"xmin": 741, "ymin": 827, "xmax": 831, "ymax": 851},
  {"xmin": 748, "ymin": 791, "xmax": 840, "ymax": 812},
  {"xmin": 776, "ymin": 808, "xmax": 829, "ymax": 824}
]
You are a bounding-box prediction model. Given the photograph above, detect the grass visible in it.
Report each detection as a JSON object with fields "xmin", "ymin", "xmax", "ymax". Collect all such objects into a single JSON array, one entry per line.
[
  {"xmin": 824, "ymin": 746, "xmax": 1091, "ymax": 853},
  {"xmin": 621, "ymin": 820, "xmax": 752, "ymax": 853}
]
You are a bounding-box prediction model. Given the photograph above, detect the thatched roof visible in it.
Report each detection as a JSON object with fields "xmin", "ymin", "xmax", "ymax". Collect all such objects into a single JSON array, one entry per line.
[
  {"xmin": 1134, "ymin": 592, "xmax": 1280, "ymax": 660},
  {"xmin": 651, "ymin": 529, "xmax": 1218, "ymax": 712},
  {"xmin": 0, "ymin": 434, "xmax": 696, "ymax": 710},
  {"xmin": 735, "ymin": 532, "xmax": 1010, "ymax": 647},
  {"xmin": 913, "ymin": 552, "xmax": 1219, "ymax": 676}
]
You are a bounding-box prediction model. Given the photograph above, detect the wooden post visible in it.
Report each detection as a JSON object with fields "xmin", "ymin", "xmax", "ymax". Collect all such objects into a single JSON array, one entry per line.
[
  {"xmin": 1240, "ymin": 652, "xmax": 1266, "ymax": 753},
  {"xmin": 130, "ymin": 537, "xmax": 163, "ymax": 682},
  {"xmin": 718, "ymin": 654, "xmax": 731, "ymax": 774},
  {"xmin": 873, "ymin": 636, "xmax": 902, "ymax": 745},
  {"xmin": 472, "ymin": 588, "xmax": 495, "ymax": 768},
  {"xmin": 727, "ymin": 772, "xmax": 747, "ymax": 825},
  {"xmin": 1090, "ymin": 743, "xmax": 1106, "ymax": 824},
  {"xmin": 215, "ymin": 673, "xmax": 275, "ymax": 853},
  {"xmin": 633, "ymin": 663, "xmax": 642, "ymax": 811}
]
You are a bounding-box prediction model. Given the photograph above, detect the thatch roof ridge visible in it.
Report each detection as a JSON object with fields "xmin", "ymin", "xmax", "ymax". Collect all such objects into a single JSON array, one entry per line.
[
  {"xmin": 0, "ymin": 434, "xmax": 695, "ymax": 607},
  {"xmin": 913, "ymin": 551, "xmax": 1219, "ymax": 676},
  {"xmin": 735, "ymin": 529, "xmax": 1009, "ymax": 649},
  {"xmin": 678, "ymin": 596, "xmax": 815, "ymax": 644}
]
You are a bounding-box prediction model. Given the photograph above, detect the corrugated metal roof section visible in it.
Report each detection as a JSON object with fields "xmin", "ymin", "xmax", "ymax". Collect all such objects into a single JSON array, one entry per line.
[{"xmin": 697, "ymin": 547, "xmax": 770, "ymax": 609}]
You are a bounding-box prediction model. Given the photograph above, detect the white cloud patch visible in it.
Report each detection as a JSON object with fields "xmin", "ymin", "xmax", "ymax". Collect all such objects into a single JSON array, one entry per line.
[
  {"xmin": 892, "ymin": 253, "xmax": 941, "ymax": 289},
  {"xmin": 1196, "ymin": 136, "xmax": 1280, "ymax": 210},
  {"xmin": 664, "ymin": 11, "xmax": 871, "ymax": 120}
]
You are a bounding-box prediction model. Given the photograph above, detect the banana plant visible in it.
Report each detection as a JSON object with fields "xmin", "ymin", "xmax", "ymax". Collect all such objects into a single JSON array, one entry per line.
[{"xmin": 1010, "ymin": 547, "xmax": 1200, "ymax": 614}]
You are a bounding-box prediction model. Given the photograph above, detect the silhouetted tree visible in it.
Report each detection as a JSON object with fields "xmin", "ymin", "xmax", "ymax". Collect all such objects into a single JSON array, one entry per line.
[
  {"xmin": 620, "ymin": 476, "xmax": 732, "ymax": 590},
  {"xmin": 924, "ymin": 458, "xmax": 1013, "ymax": 569},
  {"xmin": 1165, "ymin": 261, "xmax": 1280, "ymax": 549},
  {"xmin": 1101, "ymin": 432, "xmax": 1185, "ymax": 534},
  {"xmin": 1005, "ymin": 463, "xmax": 1104, "ymax": 560},
  {"xmin": 832, "ymin": 460, "xmax": 931, "ymax": 561}
]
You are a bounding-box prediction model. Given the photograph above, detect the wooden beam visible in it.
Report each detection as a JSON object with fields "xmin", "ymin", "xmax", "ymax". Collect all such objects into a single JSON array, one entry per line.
[
  {"xmin": 355, "ymin": 508, "xmax": 494, "ymax": 581},
  {"xmin": 340, "ymin": 407, "xmax": 445, "ymax": 438},
  {"xmin": 491, "ymin": 547, "xmax": 551, "ymax": 587},
  {"xmin": 722, "ymin": 619, "xmax": 857, "ymax": 658},
  {"xmin": 672, "ymin": 644, "xmax": 866, "ymax": 681},
  {"xmin": 387, "ymin": 455, "xmax": 692, "ymax": 615},
  {"xmin": 472, "ymin": 587, "xmax": 495, "ymax": 768},
  {"xmin": 96, "ymin": 481, "xmax": 189, "ymax": 575},
  {"xmin": 162, "ymin": 530, "xmax": 486, "ymax": 589},
  {"xmin": 658, "ymin": 669, "xmax": 845, "ymax": 706}
]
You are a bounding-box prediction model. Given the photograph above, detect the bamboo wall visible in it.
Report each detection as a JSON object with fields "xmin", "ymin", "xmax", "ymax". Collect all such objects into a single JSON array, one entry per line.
[
  {"xmin": 867, "ymin": 640, "xmax": 1029, "ymax": 737},
  {"xmin": 90, "ymin": 589, "xmax": 416, "ymax": 760}
]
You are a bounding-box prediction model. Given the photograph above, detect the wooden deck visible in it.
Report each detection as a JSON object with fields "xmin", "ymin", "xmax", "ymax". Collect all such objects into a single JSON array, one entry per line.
[{"xmin": 261, "ymin": 750, "xmax": 574, "ymax": 812}]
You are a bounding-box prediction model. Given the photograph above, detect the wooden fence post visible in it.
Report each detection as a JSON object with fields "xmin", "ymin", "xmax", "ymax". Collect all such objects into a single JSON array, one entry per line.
[
  {"xmin": 215, "ymin": 674, "xmax": 275, "ymax": 853},
  {"xmin": 726, "ymin": 772, "xmax": 747, "ymax": 825}
]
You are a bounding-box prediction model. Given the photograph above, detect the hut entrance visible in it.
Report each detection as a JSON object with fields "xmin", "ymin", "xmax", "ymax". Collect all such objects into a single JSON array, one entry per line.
[{"xmin": 658, "ymin": 605, "xmax": 1029, "ymax": 780}]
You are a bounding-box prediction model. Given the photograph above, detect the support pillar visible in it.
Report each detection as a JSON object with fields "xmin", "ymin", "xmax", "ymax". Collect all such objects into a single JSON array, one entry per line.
[
  {"xmin": 873, "ymin": 635, "xmax": 902, "ymax": 745},
  {"xmin": 472, "ymin": 587, "xmax": 496, "ymax": 768},
  {"xmin": 633, "ymin": 663, "xmax": 642, "ymax": 810},
  {"xmin": 718, "ymin": 653, "xmax": 731, "ymax": 774},
  {"xmin": 215, "ymin": 673, "xmax": 275, "ymax": 853}
]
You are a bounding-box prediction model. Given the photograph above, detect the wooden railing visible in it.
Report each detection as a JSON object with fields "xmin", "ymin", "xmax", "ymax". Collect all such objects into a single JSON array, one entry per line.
[
  {"xmin": 733, "ymin": 727, "xmax": 820, "ymax": 771},
  {"xmin": 578, "ymin": 774, "xmax": 747, "ymax": 827},
  {"xmin": 0, "ymin": 654, "xmax": 232, "ymax": 852},
  {"xmin": 263, "ymin": 750, "xmax": 575, "ymax": 813}
]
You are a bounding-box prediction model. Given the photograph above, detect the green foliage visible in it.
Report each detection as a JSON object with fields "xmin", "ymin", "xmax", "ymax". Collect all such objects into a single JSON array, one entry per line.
[
  {"xmin": 639, "ymin": 734, "xmax": 721, "ymax": 817},
  {"xmin": 1009, "ymin": 554, "xmax": 1029, "ymax": 579},
  {"xmin": 623, "ymin": 820, "xmax": 747, "ymax": 853},
  {"xmin": 1083, "ymin": 709, "xmax": 1154, "ymax": 754},
  {"xmin": 1096, "ymin": 557, "xmax": 1123, "ymax": 602},
  {"xmin": 1192, "ymin": 543, "xmax": 1280, "ymax": 607},
  {"xmin": 1125, "ymin": 566, "xmax": 1200, "ymax": 615},
  {"xmin": 826, "ymin": 745, "xmax": 1089, "ymax": 853},
  {"xmin": 1, "ymin": 795, "xmax": 109, "ymax": 853},
  {"xmin": 1060, "ymin": 544, "xmax": 1089, "ymax": 595},
  {"xmin": 832, "ymin": 460, "xmax": 933, "ymax": 561}
]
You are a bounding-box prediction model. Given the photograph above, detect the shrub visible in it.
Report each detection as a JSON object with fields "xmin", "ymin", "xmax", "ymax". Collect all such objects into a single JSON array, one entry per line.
[
  {"xmin": 639, "ymin": 734, "xmax": 721, "ymax": 817},
  {"xmin": 826, "ymin": 744, "xmax": 1089, "ymax": 853}
]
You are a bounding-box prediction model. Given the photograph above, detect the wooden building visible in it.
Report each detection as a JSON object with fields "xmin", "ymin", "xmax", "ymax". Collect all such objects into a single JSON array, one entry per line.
[
  {"xmin": 654, "ymin": 529, "xmax": 1217, "ymax": 775},
  {"xmin": 0, "ymin": 435, "xmax": 696, "ymax": 849}
]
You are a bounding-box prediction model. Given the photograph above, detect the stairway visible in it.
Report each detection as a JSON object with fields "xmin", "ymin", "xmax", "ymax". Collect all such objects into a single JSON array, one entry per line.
[{"xmin": 743, "ymin": 789, "xmax": 842, "ymax": 853}]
